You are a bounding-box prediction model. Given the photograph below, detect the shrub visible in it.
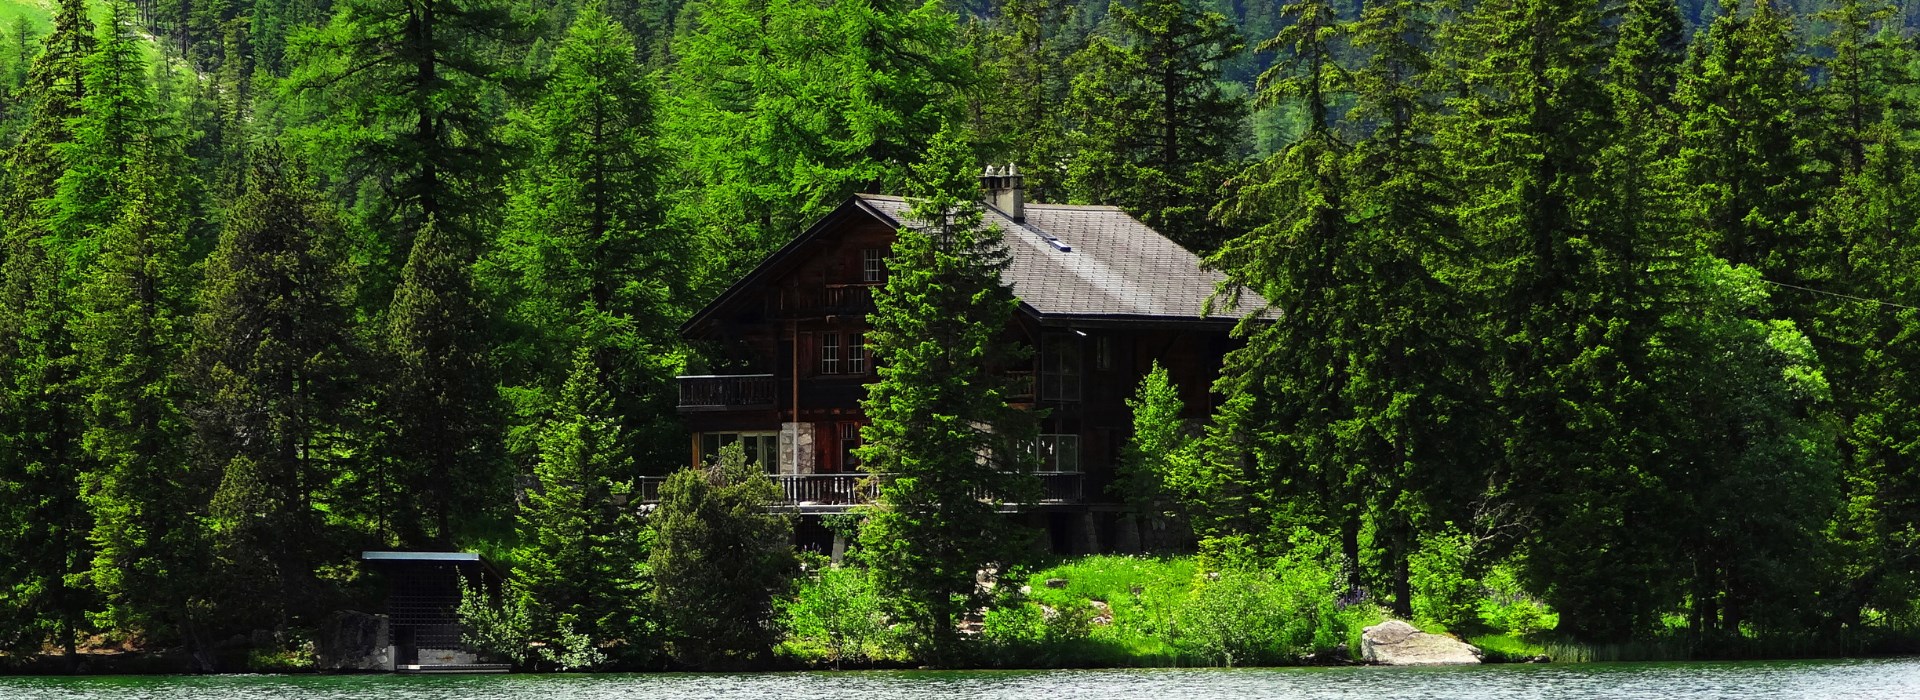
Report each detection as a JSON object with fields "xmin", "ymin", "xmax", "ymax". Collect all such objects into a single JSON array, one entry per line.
[
  {"xmin": 1410, "ymin": 530, "xmax": 1479, "ymax": 631},
  {"xmin": 1173, "ymin": 540, "xmax": 1361, "ymax": 666},
  {"xmin": 777, "ymin": 565, "xmax": 898, "ymax": 666},
  {"xmin": 456, "ymin": 581, "xmax": 533, "ymax": 666},
  {"xmin": 1478, "ymin": 562, "xmax": 1556, "ymax": 637}
]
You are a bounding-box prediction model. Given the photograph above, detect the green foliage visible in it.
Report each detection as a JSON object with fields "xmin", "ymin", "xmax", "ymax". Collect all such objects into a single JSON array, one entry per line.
[
  {"xmin": 1408, "ymin": 531, "xmax": 1478, "ymax": 632},
  {"xmin": 662, "ymin": 0, "xmax": 973, "ymax": 292},
  {"xmin": 650, "ymin": 443, "xmax": 795, "ymax": 666},
  {"xmin": 1065, "ymin": 0, "xmax": 1246, "ymax": 252},
  {"xmin": 1112, "ymin": 361, "xmax": 1200, "ymax": 549},
  {"xmin": 513, "ymin": 347, "xmax": 652, "ymax": 664},
  {"xmin": 856, "ymin": 125, "xmax": 1039, "ymax": 665},
  {"xmin": 457, "ymin": 581, "xmax": 534, "ymax": 667},
  {"xmin": 1173, "ymin": 539, "xmax": 1364, "ymax": 666},
  {"xmin": 1478, "ymin": 562, "xmax": 1556, "ymax": 638},
  {"xmin": 776, "ymin": 565, "xmax": 900, "ymax": 667}
]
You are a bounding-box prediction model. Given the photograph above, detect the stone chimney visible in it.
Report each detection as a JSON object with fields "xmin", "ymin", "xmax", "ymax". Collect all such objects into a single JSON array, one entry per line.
[{"xmin": 980, "ymin": 163, "xmax": 1025, "ymax": 222}]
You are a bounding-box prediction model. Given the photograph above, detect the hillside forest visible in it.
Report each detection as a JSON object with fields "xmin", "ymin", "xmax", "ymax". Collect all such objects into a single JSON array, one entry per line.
[{"xmin": 5, "ymin": 0, "xmax": 1920, "ymax": 671}]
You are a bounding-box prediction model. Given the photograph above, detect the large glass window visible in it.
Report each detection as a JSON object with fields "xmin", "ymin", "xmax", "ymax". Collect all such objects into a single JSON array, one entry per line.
[
  {"xmin": 1036, "ymin": 434, "xmax": 1080, "ymax": 472},
  {"xmin": 862, "ymin": 249, "xmax": 885, "ymax": 283},
  {"xmin": 820, "ymin": 332, "xmax": 841, "ymax": 375},
  {"xmin": 1041, "ymin": 335, "xmax": 1082, "ymax": 401},
  {"xmin": 700, "ymin": 431, "xmax": 782, "ymax": 473}
]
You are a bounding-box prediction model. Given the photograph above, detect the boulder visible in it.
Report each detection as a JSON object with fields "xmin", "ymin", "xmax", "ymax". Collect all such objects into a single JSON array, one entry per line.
[
  {"xmin": 315, "ymin": 610, "xmax": 395, "ymax": 672},
  {"xmin": 1359, "ymin": 620, "xmax": 1482, "ymax": 666}
]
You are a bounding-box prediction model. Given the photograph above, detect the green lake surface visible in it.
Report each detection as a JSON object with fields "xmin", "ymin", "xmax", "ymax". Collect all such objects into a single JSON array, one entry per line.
[{"xmin": 5, "ymin": 658, "xmax": 1920, "ymax": 699}]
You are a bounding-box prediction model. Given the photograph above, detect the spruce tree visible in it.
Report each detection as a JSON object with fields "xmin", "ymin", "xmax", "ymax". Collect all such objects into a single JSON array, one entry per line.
[
  {"xmin": 1065, "ymin": 0, "xmax": 1245, "ymax": 253},
  {"xmin": 1675, "ymin": 0, "xmax": 1818, "ymax": 284},
  {"xmin": 855, "ymin": 126, "xmax": 1039, "ymax": 664},
  {"xmin": 0, "ymin": 0, "xmax": 98, "ymax": 659},
  {"xmin": 972, "ymin": 0, "xmax": 1087, "ymax": 200},
  {"xmin": 72, "ymin": 147, "xmax": 204, "ymax": 650},
  {"xmin": 1114, "ymin": 361, "xmax": 1201, "ymax": 552},
  {"xmin": 514, "ymin": 347, "xmax": 651, "ymax": 664}
]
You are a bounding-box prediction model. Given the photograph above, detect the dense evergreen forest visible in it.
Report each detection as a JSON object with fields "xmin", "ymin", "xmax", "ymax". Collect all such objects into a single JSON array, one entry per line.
[{"xmin": 6, "ymin": 0, "xmax": 1920, "ymax": 670}]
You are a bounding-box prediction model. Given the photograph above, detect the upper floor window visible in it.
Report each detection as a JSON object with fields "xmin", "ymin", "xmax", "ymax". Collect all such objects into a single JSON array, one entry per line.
[
  {"xmin": 1041, "ymin": 335, "xmax": 1081, "ymax": 401},
  {"xmin": 862, "ymin": 248, "xmax": 885, "ymax": 283},
  {"xmin": 1095, "ymin": 336, "xmax": 1114, "ymax": 371},
  {"xmin": 848, "ymin": 333, "xmax": 868, "ymax": 374},
  {"xmin": 701, "ymin": 432, "xmax": 781, "ymax": 474},
  {"xmin": 821, "ymin": 332, "xmax": 842, "ymax": 375}
]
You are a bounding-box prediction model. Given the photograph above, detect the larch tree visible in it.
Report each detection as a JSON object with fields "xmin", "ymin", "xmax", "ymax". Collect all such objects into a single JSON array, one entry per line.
[
  {"xmin": 488, "ymin": 2, "xmax": 683, "ymax": 474},
  {"xmin": 855, "ymin": 126, "xmax": 1039, "ymax": 665},
  {"xmin": 662, "ymin": 0, "xmax": 973, "ymax": 293},
  {"xmin": 1065, "ymin": 0, "xmax": 1246, "ymax": 253},
  {"xmin": 0, "ymin": 0, "xmax": 97, "ymax": 660}
]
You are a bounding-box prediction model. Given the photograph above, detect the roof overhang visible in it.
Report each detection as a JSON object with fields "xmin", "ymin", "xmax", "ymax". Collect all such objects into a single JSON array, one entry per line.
[{"xmin": 680, "ymin": 196, "xmax": 899, "ymax": 339}]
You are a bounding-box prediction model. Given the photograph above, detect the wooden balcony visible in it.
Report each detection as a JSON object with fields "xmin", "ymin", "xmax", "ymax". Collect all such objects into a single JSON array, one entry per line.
[
  {"xmin": 633, "ymin": 472, "xmax": 1085, "ymax": 512},
  {"xmin": 776, "ymin": 283, "xmax": 877, "ymax": 318},
  {"xmin": 677, "ymin": 374, "xmax": 777, "ymax": 411}
]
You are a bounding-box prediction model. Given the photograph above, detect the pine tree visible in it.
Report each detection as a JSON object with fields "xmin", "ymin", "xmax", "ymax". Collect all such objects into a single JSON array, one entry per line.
[
  {"xmin": 187, "ymin": 153, "xmax": 359, "ymax": 633},
  {"xmin": 649, "ymin": 443, "xmax": 793, "ymax": 666},
  {"xmin": 514, "ymin": 347, "xmax": 651, "ymax": 664},
  {"xmin": 855, "ymin": 126, "xmax": 1039, "ymax": 664},
  {"xmin": 1065, "ymin": 0, "xmax": 1246, "ymax": 253},
  {"xmin": 50, "ymin": 0, "xmax": 152, "ymax": 255},
  {"xmin": 381, "ymin": 214, "xmax": 506, "ymax": 545}
]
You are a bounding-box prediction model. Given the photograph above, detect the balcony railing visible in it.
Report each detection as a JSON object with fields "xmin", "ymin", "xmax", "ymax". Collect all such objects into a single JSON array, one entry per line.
[
  {"xmin": 633, "ymin": 472, "xmax": 1084, "ymax": 509},
  {"xmin": 778, "ymin": 284, "xmax": 877, "ymax": 317},
  {"xmin": 677, "ymin": 374, "xmax": 777, "ymax": 410}
]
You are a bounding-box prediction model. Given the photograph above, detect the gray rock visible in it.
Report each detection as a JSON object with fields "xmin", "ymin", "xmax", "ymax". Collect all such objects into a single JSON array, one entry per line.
[
  {"xmin": 315, "ymin": 610, "xmax": 395, "ymax": 672},
  {"xmin": 1360, "ymin": 620, "xmax": 1482, "ymax": 666},
  {"xmin": 1045, "ymin": 578, "xmax": 1068, "ymax": 589}
]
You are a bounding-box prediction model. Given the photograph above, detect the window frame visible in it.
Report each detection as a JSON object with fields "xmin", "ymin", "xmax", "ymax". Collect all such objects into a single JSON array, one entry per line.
[
  {"xmin": 861, "ymin": 248, "xmax": 885, "ymax": 283},
  {"xmin": 820, "ymin": 332, "xmax": 841, "ymax": 375}
]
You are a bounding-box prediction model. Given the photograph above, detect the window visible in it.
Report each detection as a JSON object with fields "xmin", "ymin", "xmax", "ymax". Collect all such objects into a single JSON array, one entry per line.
[
  {"xmin": 848, "ymin": 333, "xmax": 867, "ymax": 374},
  {"xmin": 1041, "ymin": 335, "xmax": 1082, "ymax": 401},
  {"xmin": 1095, "ymin": 336, "xmax": 1114, "ymax": 371},
  {"xmin": 1036, "ymin": 434, "xmax": 1080, "ymax": 472},
  {"xmin": 700, "ymin": 431, "xmax": 782, "ymax": 473},
  {"xmin": 839, "ymin": 422, "xmax": 863, "ymax": 471},
  {"xmin": 862, "ymin": 249, "xmax": 885, "ymax": 283},
  {"xmin": 821, "ymin": 332, "xmax": 841, "ymax": 375}
]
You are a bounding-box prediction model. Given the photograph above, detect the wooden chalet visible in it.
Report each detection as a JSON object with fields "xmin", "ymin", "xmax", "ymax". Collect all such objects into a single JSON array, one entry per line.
[{"xmin": 665, "ymin": 167, "xmax": 1267, "ymax": 553}]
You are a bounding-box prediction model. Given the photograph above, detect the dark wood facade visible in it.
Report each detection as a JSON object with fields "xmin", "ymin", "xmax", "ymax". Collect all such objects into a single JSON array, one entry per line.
[{"xmin": 670, "ymin": 193, "xmax": 1244, "ymax": 548}]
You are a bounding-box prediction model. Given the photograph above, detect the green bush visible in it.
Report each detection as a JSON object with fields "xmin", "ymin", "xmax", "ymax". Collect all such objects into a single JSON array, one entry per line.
[
  {"xmin": 776, "ymin": 565, "xmax": 900, "ymax": 666},
  {"xmin": 1410, "ymin": 530, "xmax": 1480, "ymax": 631},
  {"xmin": 1172, "ymin": 541, "xmax": 1364, "ymax": 666},
  {"xmin": 456, "ymin": 581, "xmax": 533, "ymax": 667},
  {"xmin": 1478, "ymin": 562, "xmax": 1557, "ymax": 637}
]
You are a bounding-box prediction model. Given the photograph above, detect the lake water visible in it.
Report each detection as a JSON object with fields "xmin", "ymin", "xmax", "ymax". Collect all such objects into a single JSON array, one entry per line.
[{"xmin": 4, "ymin": 658, "xmax": 1920, "ymax": 700}]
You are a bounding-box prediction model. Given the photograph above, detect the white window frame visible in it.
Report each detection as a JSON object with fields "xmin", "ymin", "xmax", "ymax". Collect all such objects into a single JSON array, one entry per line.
[
  {"xmin": 848, "ymin": 332, "xmax": 867, "ymax": 374},
  {"xmin": 862, "ymin": 249, "xmax": 885, "ymax": 283},
  {"xmin": 821, "ymin": 332, "xmax": 841, "ymax": 375},
  {"xmin": 701, "ymin": 431, "xmax": 782, "ymax": 473}
]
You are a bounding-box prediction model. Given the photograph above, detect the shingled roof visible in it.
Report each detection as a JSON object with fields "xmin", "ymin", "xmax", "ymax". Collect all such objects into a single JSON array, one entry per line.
[
  {"xmin": 857, "ymin": 195, "xmax": 1267, "ymax": 325},
  {"xmin": 681, "ymin": 193, "xmax": 1269, "ymax": 337}
]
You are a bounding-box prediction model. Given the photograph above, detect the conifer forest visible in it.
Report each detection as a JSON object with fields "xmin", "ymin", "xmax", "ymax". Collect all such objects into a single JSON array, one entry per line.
[{"xmin": 6, "ymin": 0, "xmax": 1920, "ymax": 672}]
